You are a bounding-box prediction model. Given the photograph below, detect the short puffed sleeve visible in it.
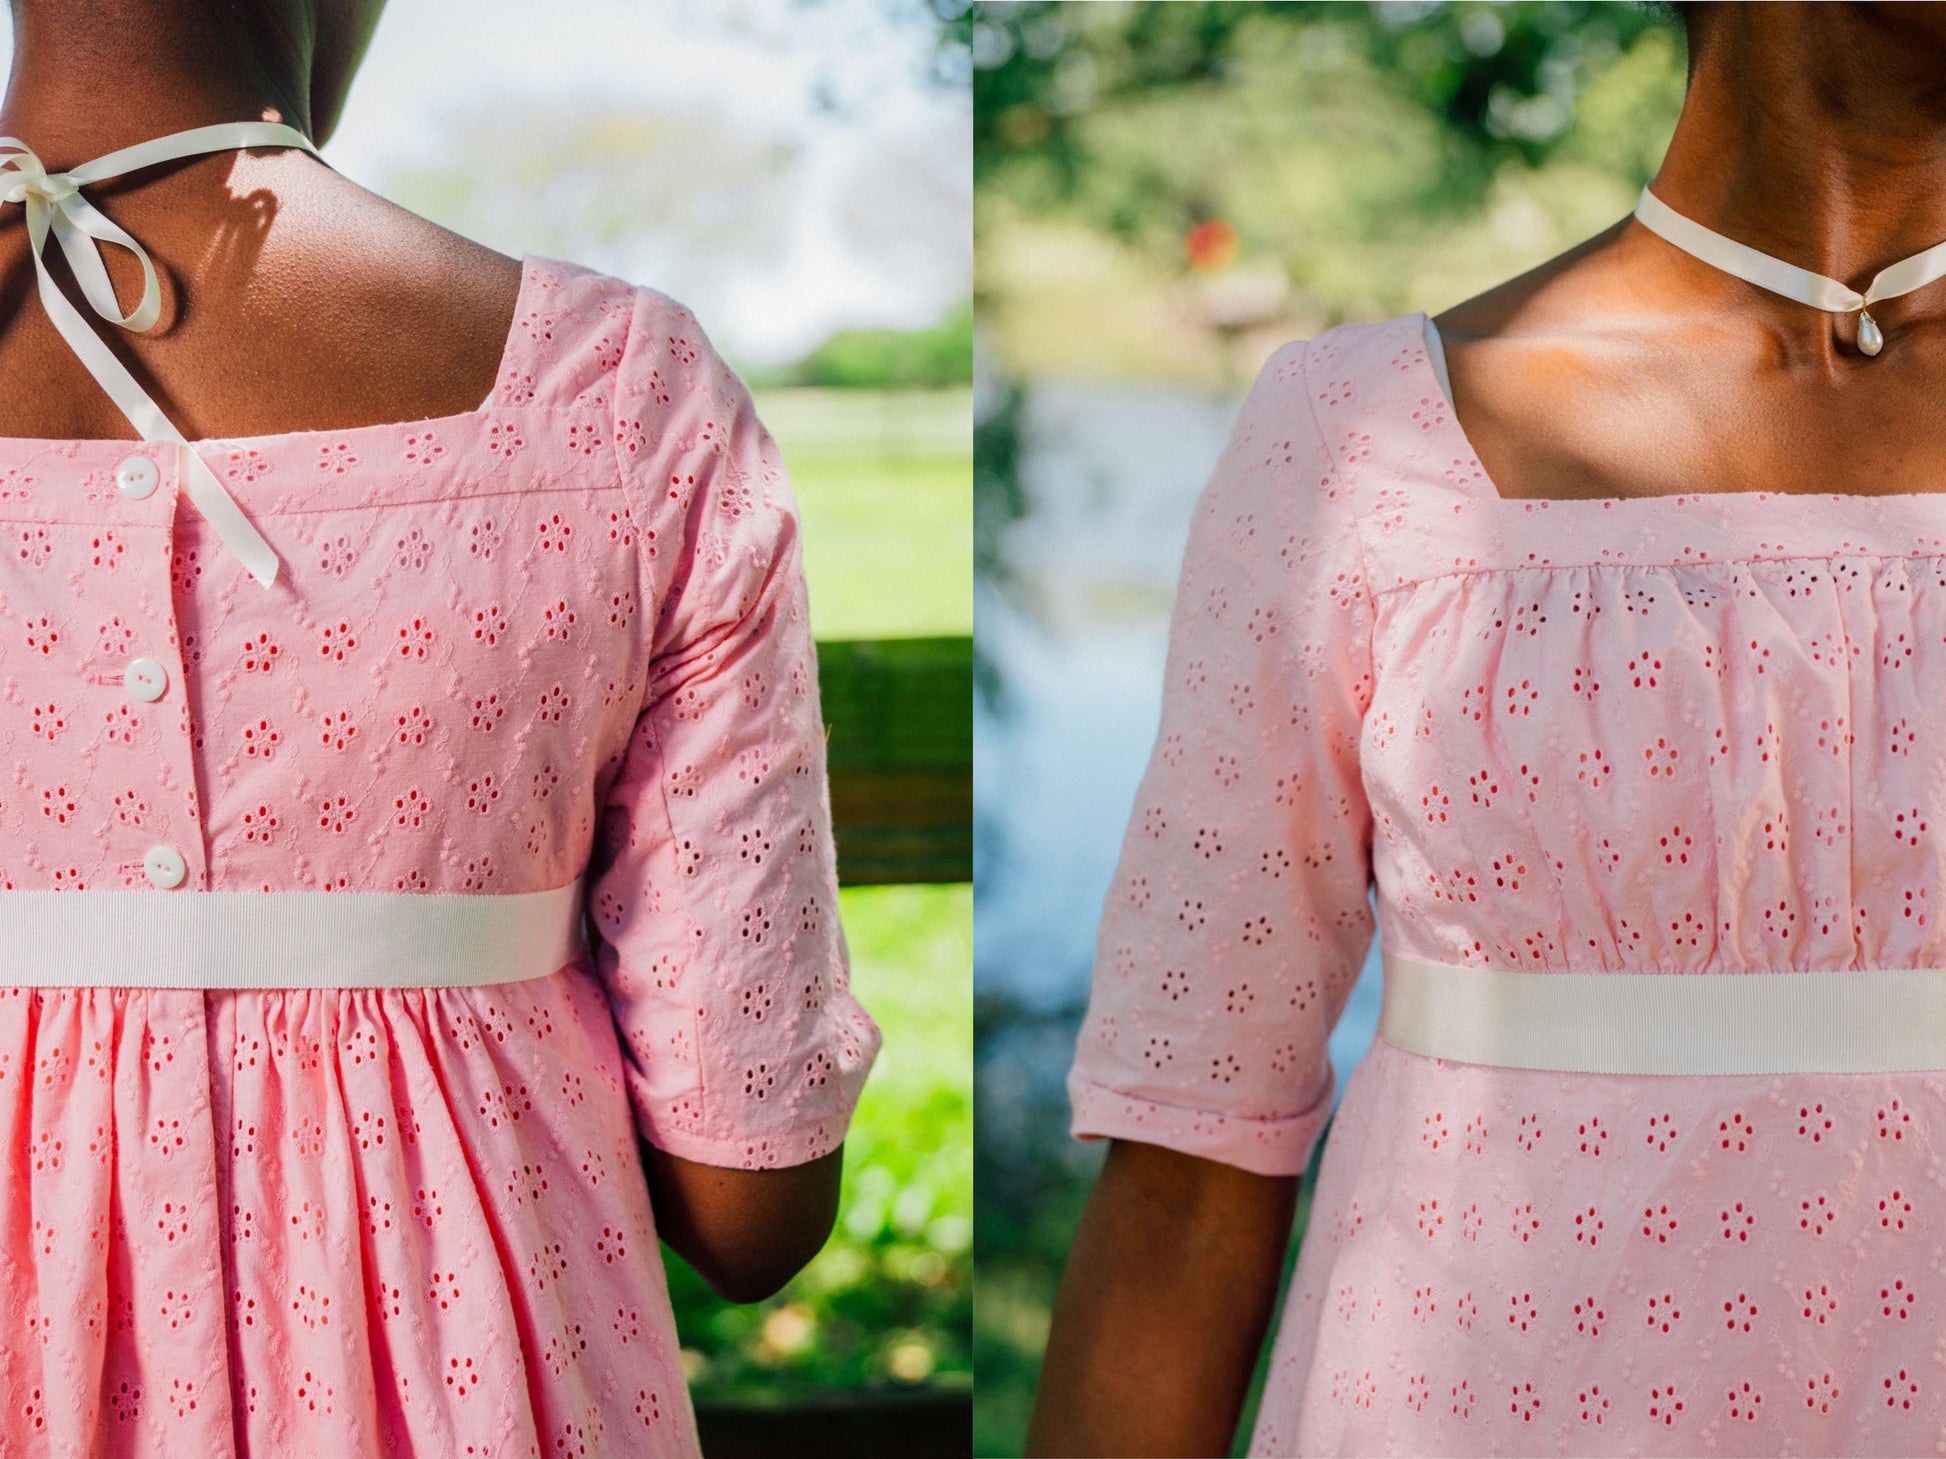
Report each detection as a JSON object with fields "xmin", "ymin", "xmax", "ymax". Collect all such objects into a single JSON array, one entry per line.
[
  {"xmin": 585, "ymin": 285, "xmax": 882, "ymax": 1170},
  {"xmin": 1066, "ymin": 338, "xmax": 1377, "ymax": 1178}
]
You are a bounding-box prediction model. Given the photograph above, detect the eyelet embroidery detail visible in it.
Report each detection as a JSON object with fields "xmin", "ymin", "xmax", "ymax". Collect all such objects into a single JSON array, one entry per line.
[
  {"xmin": 1074, "ymin": 317, "xmax": 1946, "ymax": 1454},
  {"xmin": 0, "ymin": 258, "xmax": 879, "ymax": 1452}
]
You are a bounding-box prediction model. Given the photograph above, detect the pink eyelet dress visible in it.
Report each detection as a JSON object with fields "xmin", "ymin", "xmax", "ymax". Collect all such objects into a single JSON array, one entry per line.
[
  {"xmin": 1069, "ymin": 309, "xmax": 1946, "ymax": 1456},
  {"xmin": 0, "ymin": 126, "xmax": 879, "ymax": 1458}
]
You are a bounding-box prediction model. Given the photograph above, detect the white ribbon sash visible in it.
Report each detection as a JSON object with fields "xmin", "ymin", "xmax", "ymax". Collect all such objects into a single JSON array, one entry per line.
[
  {"xmin": 0, "ymin": 121, "xmax": 323, "ymax": 588},
  {"xmin": 1379, "ymin": 946, "xmax": 1946, "ymax": 1075},
  {"xmin": 0, "ymin": 881, "xmax": 585, "ymax": 989}
]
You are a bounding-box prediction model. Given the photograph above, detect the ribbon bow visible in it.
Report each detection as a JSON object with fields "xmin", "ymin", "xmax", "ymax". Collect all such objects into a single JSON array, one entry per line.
[{"xmin": 0, "ymin": 121, "xmax": 323, "ymax": 588}]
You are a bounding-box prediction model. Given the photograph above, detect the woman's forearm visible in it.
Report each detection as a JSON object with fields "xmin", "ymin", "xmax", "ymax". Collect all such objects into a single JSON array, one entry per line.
[
  {"xmin": 1027, "ymin": 1138, "xmax": 1299, "ymax": 1458},
  {"xmin": 642, "ymin": 1140, "xmax": 846, "ymax": 1303}
]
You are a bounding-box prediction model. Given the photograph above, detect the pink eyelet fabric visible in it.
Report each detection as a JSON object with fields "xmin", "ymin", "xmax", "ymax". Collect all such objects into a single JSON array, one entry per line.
[
  {"xmin": 0, "ymin": 254, "xmax": 880, "ymax": 1456},
  {"xmin": 1070, "ymin": 310, "xmax": 1946, "ymax": 1455}
]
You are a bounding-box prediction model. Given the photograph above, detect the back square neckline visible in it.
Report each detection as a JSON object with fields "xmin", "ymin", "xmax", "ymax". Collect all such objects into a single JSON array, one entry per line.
[
  {"xmin": 1412, "ymin": 308, "xmax": 1946, "ymax": 512},
  {"xmin": 0, "ymin": 250, "xmax": 539, "ymax": 455}
]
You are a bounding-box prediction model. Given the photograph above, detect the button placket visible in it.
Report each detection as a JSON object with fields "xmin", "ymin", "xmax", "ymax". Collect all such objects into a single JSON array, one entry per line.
[{"xmin": 99, "ymin": 447, "xmax": 206, "ymax": 890}]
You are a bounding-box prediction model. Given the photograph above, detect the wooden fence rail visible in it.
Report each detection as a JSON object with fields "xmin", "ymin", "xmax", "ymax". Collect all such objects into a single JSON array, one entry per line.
[{"xmin": 818, "ymin": 635, "xmax": 972, "ymax": 886}]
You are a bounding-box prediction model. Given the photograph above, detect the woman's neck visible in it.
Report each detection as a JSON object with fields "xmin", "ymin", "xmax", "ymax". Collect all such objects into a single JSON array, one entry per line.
[
  {"xmin": 0, "ymin": 0, "xmax": 316, "ymax": 167},
  {"xmin": 1652, "ymin": 4, "xmax": 1946, "ymax": 295}
]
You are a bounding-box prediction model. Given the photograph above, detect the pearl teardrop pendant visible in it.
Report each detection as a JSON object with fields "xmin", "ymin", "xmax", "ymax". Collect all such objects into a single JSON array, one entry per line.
[
  {"xmin": 1858, "ymin": 307, "xmax": 1884, "ymax": 356},
  {"xmin": 1633, "ymin": 185, "xmax": 1946, "ymax": 363}
]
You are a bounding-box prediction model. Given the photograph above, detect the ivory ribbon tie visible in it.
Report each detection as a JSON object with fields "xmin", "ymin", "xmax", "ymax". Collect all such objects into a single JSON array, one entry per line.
[
  {"xmin": 1634, "ymin": 183, "xmax": 1946, "ymax": 357},
  {"xmin": 0, "ymin": 121, "xmax": 327, "ymax": 588}
]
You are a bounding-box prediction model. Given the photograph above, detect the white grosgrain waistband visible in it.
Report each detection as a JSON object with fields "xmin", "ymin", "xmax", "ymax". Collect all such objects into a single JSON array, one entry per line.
[
  {"xmin": 0, "ymin": 880, "xmax": 585, "ymax": 989},
  {"xmin": 1378, "ymin": 946, "xmax": 1946, "ymax": 1075}
]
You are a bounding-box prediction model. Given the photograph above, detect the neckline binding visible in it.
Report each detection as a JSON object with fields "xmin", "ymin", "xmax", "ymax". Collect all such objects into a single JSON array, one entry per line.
[
  {"xmin": 0, "ymin": 251, "xmax": 535, "ymax": 453},
  {"xmin": 1405, "ymin": 310, "xmax": 1946, "ymax": 509}
]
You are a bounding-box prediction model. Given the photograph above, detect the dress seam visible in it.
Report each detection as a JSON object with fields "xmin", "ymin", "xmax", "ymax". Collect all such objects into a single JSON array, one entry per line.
[
  {"xmin": 1296, "ymin": 332, "xmax": 1382, "ymax": 914},
  {"xmin": 1367, "ymin": 545, "xmax": 1946, "ymax": 598}
]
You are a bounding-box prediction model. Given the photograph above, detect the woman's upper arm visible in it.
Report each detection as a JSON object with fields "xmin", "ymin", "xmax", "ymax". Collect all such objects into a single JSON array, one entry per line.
[
  {"xmin": 1066, "ymin": 337, "xmax": 1378, "ymax": 1180},
  {"xmin": 583, "ymin": 284, "xmax": 883, "ymax": 1174}
]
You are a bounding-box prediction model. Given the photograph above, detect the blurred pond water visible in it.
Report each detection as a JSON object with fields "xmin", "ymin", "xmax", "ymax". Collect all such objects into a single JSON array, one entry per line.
[{"xmin": 975, "ymin": 376, "xmax": 1383, "ymax": 1083}]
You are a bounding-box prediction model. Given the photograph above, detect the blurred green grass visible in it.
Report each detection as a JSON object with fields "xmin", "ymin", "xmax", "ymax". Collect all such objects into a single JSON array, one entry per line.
[
  {"xmin": 665, "ymin": 387, "xmax": 972, "ymax": 1402},
  {"xmin": 667, "ymin": 884, "xmax": 972, "ymax": 1394},
  {"xmin": 756, "ymin": 386, "xmax": 973, "ymax": 640}
]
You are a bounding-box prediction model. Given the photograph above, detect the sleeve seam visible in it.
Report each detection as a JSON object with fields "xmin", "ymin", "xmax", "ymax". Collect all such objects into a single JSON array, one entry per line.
[
  {"xmin": 1294, "ymin": 335, "xmax": 1377, "ymax": 700},
  {"xmin": 634, "ymin": 693, "xmax": 714, "ymax": 1141},
  {"xmin": 608, "ymin": 284, "xmax": 666, "ymax": 732},
  {"xmin": 605, "ymin": 314, "xmax": 799, "ymax": 1154},
  {"xmin": 1295, "ymin": 335, "xmax": 1380, "ymax": 892},
  {"xmin": 608, "ymin": 283, "xmax": 645, "ymax": 531},
  {"xmin": 605, "ymin": 286, "xmax": 713, "ymax": 1142}
]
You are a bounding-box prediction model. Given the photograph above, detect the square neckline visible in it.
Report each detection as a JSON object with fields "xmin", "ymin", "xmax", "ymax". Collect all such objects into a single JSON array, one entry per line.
[
  {"xmin": 0, "ymin": 252, "xmax": 538, "ymax": 455},
  {"xmin": 1412, "ymin": 309, "xmax": 1946, "ymax": 512}
]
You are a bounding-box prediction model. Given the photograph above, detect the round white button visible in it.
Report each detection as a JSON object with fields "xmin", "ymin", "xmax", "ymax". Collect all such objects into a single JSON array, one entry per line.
[
  {"xmin": 124, "ymin": 657, "xmax": 168, "ymax": 702},
  {"xmin": 143, "ymin": 845, "xmax": 186, "ymax": 889},
  {"xmin": 114, "ymin": 454, "xmax": 158, "ymax": 500}
]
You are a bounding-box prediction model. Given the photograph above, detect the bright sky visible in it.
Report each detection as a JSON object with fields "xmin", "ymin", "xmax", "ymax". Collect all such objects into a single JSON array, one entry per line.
[
  {"xmin": 1, "ymin": 0, "xmax": 971, "ymax": 364},
  {"xmin": 331, "ymin": 0, "xmax": 970, "ymax": 361}
]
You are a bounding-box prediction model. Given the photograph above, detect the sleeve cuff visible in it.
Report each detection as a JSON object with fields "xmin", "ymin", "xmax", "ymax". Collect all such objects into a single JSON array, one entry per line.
[
  {"xmin": 627, "ymin": 1008, "xmax": 883, "ymax": 1171},
  {"xmin": 1065, "ymin": 1066, "xmax": 1335, "ymax": 1178},
  {"xmin": 633, "ymin": 1111, "xmax": 851, "ymax": 1170}
]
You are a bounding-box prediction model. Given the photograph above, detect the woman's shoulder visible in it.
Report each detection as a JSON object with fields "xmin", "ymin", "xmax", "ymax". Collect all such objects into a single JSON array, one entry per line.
[
  {"xmin": 1229, "ymin": 312, "xmax": 1434, "ymax": 442},
  {"xmin": 1213, "ymin": 311, "xmax": 1431, "ymax": 488},
  {"xmin": 508, "ymin": 256, "xmax": 793, "ymax": 540},
  {"xmin": 501, "ymin": 256, "xmax": 744, "ymax": 423},
  {"xmin": 1163, "ymin": 317, "xmax": 1426, "ymax": 601},
  {"xmin": 1294, "ymin": 310, "xmax": 1433, "ymax": 404}
]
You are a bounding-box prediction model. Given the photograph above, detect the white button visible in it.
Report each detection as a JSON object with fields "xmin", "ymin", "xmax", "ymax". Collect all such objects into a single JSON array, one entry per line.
[
  {"xmin": 143, "ymin": 845, "xmax": 186, "ymax": 889},
  {"xmin": 114, "ymin": 454, "xmax": 158, "ymax": 499},
  {"xmin": 123, "ymin": 658, "xmax": 167, "ymax": 702}
]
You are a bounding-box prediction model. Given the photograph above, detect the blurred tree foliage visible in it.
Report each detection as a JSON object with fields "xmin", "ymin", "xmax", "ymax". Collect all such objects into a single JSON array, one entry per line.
[
  {"xmin": 759, "ymin": 301, "xmax": 975, "ymax": 388},
  {"xmin": 972, "ymin": 0, "xmax": 1688, "ymax": 339},
  {"xmin": 976, "ymin": 0, "xmax": 1681, "ymax": 233}
]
